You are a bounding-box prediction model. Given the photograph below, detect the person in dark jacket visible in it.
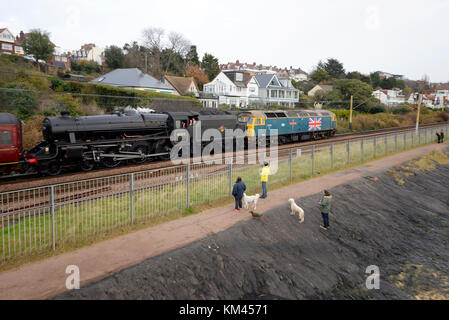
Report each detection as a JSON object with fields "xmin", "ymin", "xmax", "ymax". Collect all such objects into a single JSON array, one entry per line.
[
  {"xmin": 436, "ymin": 131, "xmax": 441, "ymax": 143},
  {"xmin": 232, "ymin": 177, "xmax": 246, "ymax": 212},
  {"xmin": 441, "ymin": 130, "xmax": 445, "ymax": 143},
  {"xmin": 319, "ymin": 190, "xmax": 332, "ymax": 230}
]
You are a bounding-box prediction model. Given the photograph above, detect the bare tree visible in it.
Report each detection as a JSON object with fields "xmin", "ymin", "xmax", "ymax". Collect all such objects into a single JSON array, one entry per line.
[
  {"xmin": 165, "ymin": 32, "xmax": 191, "ymax": 72},
  {"xmin": 141, "ymin": 27, "xmax": 192, "ymax": 77},
  {"xmin": 142, "ymin": 27, "xmax": 166, "ymax": 77},
  {"xmin": 142, "ymin": 27, "xmax": 165, "ymax": 51}
]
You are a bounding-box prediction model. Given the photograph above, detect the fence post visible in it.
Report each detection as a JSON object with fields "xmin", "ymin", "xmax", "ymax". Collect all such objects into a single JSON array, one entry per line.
[
  {"xmin": 425, "ymin": 128, "xmax": 428, "ymax": 144},
  {"xmin": 394, "ymin": 133, "xmax": 398, "ymax": 152},
  {"xmin": 330, "ymin": 144, "xmax": 334, "ymax": 169},
  {"xmin": 384, "ymin": 135, "xmax": 388, "ymax": 155},
  {"xmin": 361, "ymin": 138, "xmax": 364, "ymax": 162},
  {"xmin": 228, "ymin": 161, "xmax": 233, "ymax": 196},
  {"xmin": 374, "ymin": 137, "xmax": 377, "ymax": 158},
  {"xmin": 50, "ymin": 185, "xmax": 55, "ymax": 251},
  {"xmin": 311, "ymin": 145, "xmax": 315, "ymax": 175},
  {"xmin": 403, "ymin": 132, "xmax": 406, "ymax": 150},
  {"xmin": 346, "ymin": 140, "xmax": 350, "ymax": 164},
  {"xmin": 289, "ymin": 148, "xmax": 292, "ymax": 183},
  {"xmin": 130, "ymin": 173, "xmax": 134, "ymax": 224},
  {"xmin": 418, "ymin": 129, "xmax": 421, "ymax": 145},
  {"xmin": 186, "ymin": 163, "xmax": 190, "ymax": 208}
]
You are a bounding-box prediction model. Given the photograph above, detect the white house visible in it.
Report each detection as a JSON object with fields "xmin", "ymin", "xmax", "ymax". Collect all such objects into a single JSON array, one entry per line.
[
  {"xmin": 71, "ymin": 43, "xmax": 104, "ymax": 65},
  {"xmin": 372, "ymin": 89, "xmax": 406, "ymax": 106},
  {"xmin": 248, "ymin": 74, "xmax": 300, "ymax": 107},
  {"xmin": 203, "ymin": 71, "xmax": 300, "ymax": 108},
  {"xmin": 203, "ymin": 71, "xmax": 249, "ymax": 107}
]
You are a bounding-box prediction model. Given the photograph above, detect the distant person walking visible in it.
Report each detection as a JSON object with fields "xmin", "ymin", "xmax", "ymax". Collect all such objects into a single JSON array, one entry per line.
[
  {"xmin": 260, "ymin": 162, "xmax": 270, "ymax": 199},
  {"xmin": 319, "ymin": 190, "xmax": 332, "ymax": 230},
  {"xmin": 441, "ymin": 130, "xmax": 445, "ymax": 143},
  {"xmin": 232, "ymin": 177, "xmax": 246, "ymax": 212},
  {"xmin": 436, "ymin": 131, "xmax": 441, "ymax": 143}
]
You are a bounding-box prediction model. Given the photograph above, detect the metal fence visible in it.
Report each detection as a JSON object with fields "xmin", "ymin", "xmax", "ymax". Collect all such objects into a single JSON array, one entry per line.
[{"xmin": 1, "ymin": 124, "xmax": 448, "ymax": 264}]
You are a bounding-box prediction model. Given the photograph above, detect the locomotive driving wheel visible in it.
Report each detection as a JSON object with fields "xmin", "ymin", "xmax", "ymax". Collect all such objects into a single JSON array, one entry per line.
[
  {"xmin": 46, "ymin": 160, "xmax": 62, "ymax": 176},
  {"xmin": 80, "ymin": 159, "xmax": 95, "ymax": 172},
  {"xmin": 101, "ymin": 149, "xmax": 121, "ymax": 168},
  {"xmin": 155, "ymin": 140, "xmax": 171, "ymax": 161},
  {"xmin": 131, "ymin": 144, "xmax": 148, "ymax": 164}
]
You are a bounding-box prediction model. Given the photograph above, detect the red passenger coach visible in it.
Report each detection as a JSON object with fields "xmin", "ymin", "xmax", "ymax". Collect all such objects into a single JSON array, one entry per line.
[{"xmin": 0, "ymin": 113, "xmax": 22, "ymax": 164}]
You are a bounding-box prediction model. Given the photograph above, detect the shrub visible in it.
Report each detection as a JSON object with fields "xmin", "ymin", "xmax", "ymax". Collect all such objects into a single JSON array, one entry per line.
[
  {"xmin": 53, "ymin": 94, "xmax": 83, "ymax": 116},
  {"xmin": 439, "ymin": 111, "xmax": 449, "ymax": 122},
  {"xmin": 22, "ymin": 115, "xmax": 45, "ymax": 149},
  {"xmin": 329, "ymin": 108, "xmax": 350, "ymax": 120},
  {"xmin": 392, "ymin": 106, "xmax": 411, "ymax": 115},
  {"xmin": 0, "ymin": 81, "xmax": 38, "ymax": 120},
  {"xmin": 368, "ymin": 105, "xmax": 386, "ymax": 114}
]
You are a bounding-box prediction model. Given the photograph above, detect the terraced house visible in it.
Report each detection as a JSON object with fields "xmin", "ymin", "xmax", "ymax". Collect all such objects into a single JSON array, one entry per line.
[{"xmin": 203, "ymin": 71, "xmax": 300, "ymax": 108}]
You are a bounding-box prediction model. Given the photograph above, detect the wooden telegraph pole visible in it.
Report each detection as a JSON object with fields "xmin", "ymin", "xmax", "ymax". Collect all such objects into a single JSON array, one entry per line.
[
  {"xmin": 349, "ymin": 95, "xmax": 353, "ymax": 131},
  {"xmin": 415, "ymin": 93, "xmax": 422, "ymax": 134}
]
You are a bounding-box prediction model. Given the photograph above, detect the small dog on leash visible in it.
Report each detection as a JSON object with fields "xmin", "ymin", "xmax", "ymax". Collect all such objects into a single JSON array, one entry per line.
[
  {"xmin": 243, "ymin": 193, "xmax": 260, "ymax": 210},
  {"xmin": 288, "ymin": 198, "xmax": 304, "ymax": 223}
]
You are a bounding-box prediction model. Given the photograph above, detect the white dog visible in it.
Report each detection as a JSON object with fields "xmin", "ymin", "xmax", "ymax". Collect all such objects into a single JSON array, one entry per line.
[
  {"xmin": 243, "ymin": 193, "xmax": 260, "ymax": 210},
  {"xmin": 288, "ymin": 198, "xmax": 304, "ymax": 223}
]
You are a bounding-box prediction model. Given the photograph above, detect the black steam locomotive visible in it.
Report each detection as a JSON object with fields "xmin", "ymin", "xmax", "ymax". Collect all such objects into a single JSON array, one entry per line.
[{"xmin": 0, "ymin": 109, "xmax": 246, "ymax": 176}]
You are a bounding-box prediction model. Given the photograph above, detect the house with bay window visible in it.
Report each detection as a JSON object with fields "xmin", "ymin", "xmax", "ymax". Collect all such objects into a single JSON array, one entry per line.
[
  {"xmin": 247, "ymin": 74, "xmax": 299, "ymax": 107},
  {"xmin": 202, "ymin": 71, "xmax": 300, "ymax": 108},
  {"xmin": 0, "ymin": 28, "xmax": 23, "ymax": 56},
  {"xmin": 202, "ymin": 71, "xmax": 250, "ymax": 107}
]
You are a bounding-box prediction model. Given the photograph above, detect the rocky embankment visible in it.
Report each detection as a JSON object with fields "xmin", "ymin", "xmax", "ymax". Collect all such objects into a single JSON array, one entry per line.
[{"xmin": 57, "ymin": 150, "xmax": 449, "ymax": 300}]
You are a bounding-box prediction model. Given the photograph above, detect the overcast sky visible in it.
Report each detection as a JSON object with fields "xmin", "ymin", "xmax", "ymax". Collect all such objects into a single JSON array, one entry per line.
[{"xmin": 2, "ymin": 0, "xmax": 448, "ymax": 82}]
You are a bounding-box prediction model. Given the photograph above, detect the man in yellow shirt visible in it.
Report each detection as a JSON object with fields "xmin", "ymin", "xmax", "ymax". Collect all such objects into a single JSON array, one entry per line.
[{"xmin": 260, "ymin": 161, "xmax": 270, "ymax": 198}]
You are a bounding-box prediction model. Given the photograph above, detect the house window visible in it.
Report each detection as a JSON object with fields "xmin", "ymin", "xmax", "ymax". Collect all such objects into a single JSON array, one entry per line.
[
  {"xmin": 2, "ymin": 43, "xmax": 13, "ymax": 51},
  {"xmin": 294, "ymin": 92, "xmax": 298, "ymax": 99}
]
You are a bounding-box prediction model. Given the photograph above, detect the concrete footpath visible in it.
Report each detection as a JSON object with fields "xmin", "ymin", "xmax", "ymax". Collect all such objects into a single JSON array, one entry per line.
[{"xmin": 0, "ymin": 142, "xmax": 447, "ymax": 300}]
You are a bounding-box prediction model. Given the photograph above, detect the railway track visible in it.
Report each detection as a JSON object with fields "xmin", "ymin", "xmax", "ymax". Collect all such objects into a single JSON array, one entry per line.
[{"xmin": 0, "ymin": 121, "xmax": 446, "ymax": 193}]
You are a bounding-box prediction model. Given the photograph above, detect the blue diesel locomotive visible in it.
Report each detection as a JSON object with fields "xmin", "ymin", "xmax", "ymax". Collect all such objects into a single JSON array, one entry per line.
[{"xmin": 239, "ymin": 109, "xmax": 337, "ymax": 144}]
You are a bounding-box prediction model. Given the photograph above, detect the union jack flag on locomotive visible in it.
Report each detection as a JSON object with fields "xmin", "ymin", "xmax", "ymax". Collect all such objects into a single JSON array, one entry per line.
[{"xmin": 308, "ymin": 117, "xmax": 322, "ymax": 131}]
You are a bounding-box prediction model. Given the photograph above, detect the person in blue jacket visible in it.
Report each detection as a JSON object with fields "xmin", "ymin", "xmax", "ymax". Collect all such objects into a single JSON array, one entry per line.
[{"xmin": 232, "ymin": 177, "xmax": 246, "ymax": 212}]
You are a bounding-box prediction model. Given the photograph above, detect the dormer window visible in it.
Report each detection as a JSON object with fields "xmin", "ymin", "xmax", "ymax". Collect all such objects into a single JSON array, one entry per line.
[{"xmin": 236, "ymin": 73, "xmax": 243, "ymax": 81}]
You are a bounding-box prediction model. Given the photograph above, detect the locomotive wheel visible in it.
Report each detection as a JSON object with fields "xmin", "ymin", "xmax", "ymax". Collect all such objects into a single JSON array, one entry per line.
[
  {"xmin": 131, "ymin": 144, "xmax": 148, "ymax": 164},
  {"xmin": 80, "ymin": 160, "xmax": 95, "ymax": 172},
  {"xmin": 155, "ymin": 141, "xmax": 171, "ymax": 161},
  {"xmin": 101, "ymin": 149, "xmax": 121, "ymax": 168},
  {"xmin": 47, "ymin": 161, "xmax": 62, "ymax": 176}
]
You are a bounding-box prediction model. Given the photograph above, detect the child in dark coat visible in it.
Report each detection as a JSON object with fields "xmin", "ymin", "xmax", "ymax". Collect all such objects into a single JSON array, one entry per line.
[{"xmin": 232, "ymin": 177, "xmax": 246, "ymax": 212}]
